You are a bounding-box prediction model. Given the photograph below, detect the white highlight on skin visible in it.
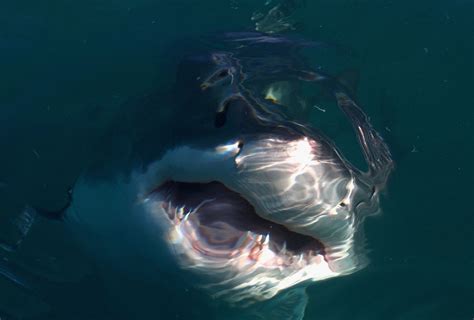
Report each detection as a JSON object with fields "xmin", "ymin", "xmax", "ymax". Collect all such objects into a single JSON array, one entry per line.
[
  {"xmin": 229, "ymin": 137, "xmax": 362, "ymax": 273},
  {"xmin": 215, "ymin": 140, "xmax": 241, "ymax": 156}
]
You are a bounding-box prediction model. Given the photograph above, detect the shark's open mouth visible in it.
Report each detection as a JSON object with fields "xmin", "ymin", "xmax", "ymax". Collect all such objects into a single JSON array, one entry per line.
[{"xmin": 155, "ymin": 181, "xmax": 326, "ymax": 266}]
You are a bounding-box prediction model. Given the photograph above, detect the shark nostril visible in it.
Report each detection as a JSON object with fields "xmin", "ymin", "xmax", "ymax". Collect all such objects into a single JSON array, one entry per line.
[{"xmin": 216, "ymin": 69, "xmax": 229, "ymax": 79}]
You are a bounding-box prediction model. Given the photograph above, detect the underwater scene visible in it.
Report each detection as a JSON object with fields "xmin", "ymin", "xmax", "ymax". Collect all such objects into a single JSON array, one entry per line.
[{"xmin": 0, "ymin": 0, "xmax": 472, "ymax": 319}]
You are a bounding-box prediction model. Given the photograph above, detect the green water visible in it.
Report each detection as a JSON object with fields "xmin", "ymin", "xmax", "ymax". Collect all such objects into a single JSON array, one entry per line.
[{"xmin": 0, "ymin": 0, "xmax": 472, "ymax": 319}]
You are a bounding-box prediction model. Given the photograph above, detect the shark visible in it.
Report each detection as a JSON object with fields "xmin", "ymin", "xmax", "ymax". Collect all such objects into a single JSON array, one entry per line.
[{"xmin": 0, "ymin": 32, "xmax": 393, "ymax": 320}]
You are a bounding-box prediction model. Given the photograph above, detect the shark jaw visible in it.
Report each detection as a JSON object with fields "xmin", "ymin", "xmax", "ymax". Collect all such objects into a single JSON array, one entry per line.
[{"xmin": 140, "ymin": 132, "xmax": 367, "ymax": 303}]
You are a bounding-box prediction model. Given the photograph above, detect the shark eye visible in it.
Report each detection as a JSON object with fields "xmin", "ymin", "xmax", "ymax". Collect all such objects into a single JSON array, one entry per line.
[{"xmin": 216, "ymin": 69, "xmax": 229, "ymax": 79}]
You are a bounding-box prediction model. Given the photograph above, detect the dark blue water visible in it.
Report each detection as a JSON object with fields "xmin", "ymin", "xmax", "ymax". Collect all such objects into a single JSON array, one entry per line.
[{"xmin": 0, "ymin": 1, "xmax": 472, "ymax": 319}]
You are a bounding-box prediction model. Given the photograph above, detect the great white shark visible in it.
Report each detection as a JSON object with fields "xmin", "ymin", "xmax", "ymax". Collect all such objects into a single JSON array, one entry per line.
[{"xmin": 1, "ymin": 32, "xmax": 393, "ymax": 319}]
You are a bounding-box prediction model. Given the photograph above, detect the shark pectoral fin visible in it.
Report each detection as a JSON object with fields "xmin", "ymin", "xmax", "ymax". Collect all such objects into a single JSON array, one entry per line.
[
  {"xmin": 250, "ymin": 288, "xmax": 309, "ymax": 320},
  {"xmin": 0, "ymin": 258, "xmax": 31, "ymax": 291},
  {"xmin": 0, "ymin": 207, "xmax": 37, "ymax": 252},
  {"xmin": 1, "ymin": 186, "xmax": 73, "ymax": 253}
]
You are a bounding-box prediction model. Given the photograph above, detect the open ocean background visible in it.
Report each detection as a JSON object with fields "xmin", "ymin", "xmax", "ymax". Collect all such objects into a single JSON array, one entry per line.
[{"xmin": 0, "ymin": 0, "xmax": 472, "ymax": 319}]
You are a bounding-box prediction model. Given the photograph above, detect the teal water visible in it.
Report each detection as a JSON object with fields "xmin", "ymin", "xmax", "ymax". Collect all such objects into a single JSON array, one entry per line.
[{"xmin": 0, "ymin": 0, "xmax": 473, "ymax": 319}]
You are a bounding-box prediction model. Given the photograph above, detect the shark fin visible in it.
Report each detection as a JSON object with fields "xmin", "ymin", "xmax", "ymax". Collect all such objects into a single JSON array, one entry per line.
[
  {"xmin": 0, "ymin": 258, "xmax": 31, "ymax": 291},
  {"xmin": 0, "ymin": 207, "xmax": 37, "ymax": 252}
]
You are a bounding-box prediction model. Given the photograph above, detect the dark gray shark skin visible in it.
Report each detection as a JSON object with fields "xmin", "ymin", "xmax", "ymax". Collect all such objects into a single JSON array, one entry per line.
[{"xmin": 0, "ymin": 32, "xmax": 393, "ymax": 320}]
